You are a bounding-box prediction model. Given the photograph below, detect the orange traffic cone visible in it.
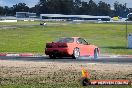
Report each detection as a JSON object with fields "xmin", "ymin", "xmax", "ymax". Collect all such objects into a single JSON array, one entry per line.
[
  {"xmin": 81, "ymin": 67, "xmax": 89, "ymax": 78},
  {"xmin": 81, "ymin": 67, "xmax": 91, "ymax": 86}
]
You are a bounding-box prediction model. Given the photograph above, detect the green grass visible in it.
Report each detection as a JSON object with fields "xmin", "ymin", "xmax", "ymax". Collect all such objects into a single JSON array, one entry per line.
[{"xmin": 0, "ymin": 21, "xmax": 132, "ymax": 54}]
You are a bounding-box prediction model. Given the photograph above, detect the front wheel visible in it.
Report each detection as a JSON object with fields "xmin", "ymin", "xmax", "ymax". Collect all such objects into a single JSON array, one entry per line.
[
  {"xmin": 72, "ymin": 48, "xmax": 80, "ymax": 59},
  {"xmin": 94, "ymin": 49, "xmax": 99, "ymax": 59}
]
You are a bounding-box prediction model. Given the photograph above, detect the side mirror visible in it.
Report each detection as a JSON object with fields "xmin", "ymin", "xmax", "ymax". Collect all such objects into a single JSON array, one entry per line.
[{"xmin": 87, "ymin": 42, "xmax": 90, "ymax": 45}]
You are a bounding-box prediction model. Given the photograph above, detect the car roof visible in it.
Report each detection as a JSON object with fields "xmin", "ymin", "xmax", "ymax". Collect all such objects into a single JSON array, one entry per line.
[
  {"xmin": 59, "ymin": 37, "xmax": 80, "ymax": 39},
  {"xmin": 72, "ymin": 37, "xmax": 80, "ymax": 39}
]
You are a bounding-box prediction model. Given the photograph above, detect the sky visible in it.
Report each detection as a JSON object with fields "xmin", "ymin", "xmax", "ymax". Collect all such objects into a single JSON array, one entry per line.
[
  {"xmin": 0, "ymin": 0, "xmax": 39, "ymax": 7},
  {"xmin": 93, "ymin": 0, "xmax": 132, "ymax": 8},
  {"xmin": 0, "ymin": 0, "xmax": 132, "ymax": 8}
]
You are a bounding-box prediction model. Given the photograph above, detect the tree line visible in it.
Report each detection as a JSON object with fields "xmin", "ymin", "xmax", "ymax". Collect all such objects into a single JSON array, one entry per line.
[{"xmin": 0, "ymin": 0, "xmax": 132, "ymax": 17}]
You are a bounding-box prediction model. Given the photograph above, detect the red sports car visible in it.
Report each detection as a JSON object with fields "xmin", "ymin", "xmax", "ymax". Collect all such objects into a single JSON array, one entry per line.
[{"xmin": 45, "ymin": 37, "xmax": 100, "ymax": 59}]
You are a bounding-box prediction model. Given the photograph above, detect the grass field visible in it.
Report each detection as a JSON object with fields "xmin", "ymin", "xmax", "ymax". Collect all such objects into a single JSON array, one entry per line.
[{"xmin": 0, "ymin": 21, "xmax": 132, "ymax": 54}]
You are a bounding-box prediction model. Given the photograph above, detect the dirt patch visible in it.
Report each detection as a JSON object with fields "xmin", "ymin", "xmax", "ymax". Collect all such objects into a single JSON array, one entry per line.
[{"xmin": 0, "ymin": 60, "xmax": 132, "ymax": 85}]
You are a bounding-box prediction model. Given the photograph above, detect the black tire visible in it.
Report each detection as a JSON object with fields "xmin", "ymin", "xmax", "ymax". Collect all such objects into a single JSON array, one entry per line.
[
  {"xmin": 94, "ymin": 48, "xmax": 99, "ymax": 59},
  {"xmin": 72, "ymin": 48, "xmax": 80, "ymax": 59},
  {"xmin": 49, "ymin": 55, "xmax": 56, "ymax": 59},
  {"xmin": 80, "ymin": 77, "xmax": 91, "ymax": 86}
]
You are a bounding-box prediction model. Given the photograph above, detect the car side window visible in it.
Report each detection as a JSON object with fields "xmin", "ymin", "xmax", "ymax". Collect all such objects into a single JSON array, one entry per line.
[
  {"xmin": 77, "ymin": 38, "xmax": 88, "ymax": 45},
  {"xmin": 55, "ymin": 38, "xmax": 74, "ymax": 43},
  {"xmin": 77, "ymin": 38, "xmax": 82, "ymax": 44},
  {"xmin": 81, "ymin": 38, "xmax": 88, "ymax": 45},
  {"xmin": 64, "ymin": 38, "xmax": 74, "ymax": 43}
]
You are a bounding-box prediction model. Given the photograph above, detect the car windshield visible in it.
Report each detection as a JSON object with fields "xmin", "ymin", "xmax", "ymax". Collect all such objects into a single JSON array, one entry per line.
[{"xmin": 55, "ymin": 38, "xmax": 74, "ymax": 43}]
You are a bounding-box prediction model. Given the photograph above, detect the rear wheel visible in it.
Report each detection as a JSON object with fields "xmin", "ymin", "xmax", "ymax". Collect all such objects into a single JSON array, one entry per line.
[
  {"xmin": 49, "ymin": 55, "xmax": 56, "ymax": 59},
  {"xmin": 72, "ymin": 48, "xmax": 80, "ymax": 59},
  {"xmin": 94, "ymin": 48, "xmax": 99, "ymax": 59}
]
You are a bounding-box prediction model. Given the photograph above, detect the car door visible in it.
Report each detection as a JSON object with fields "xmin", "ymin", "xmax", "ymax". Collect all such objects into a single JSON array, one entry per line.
[
  {"xmin": 81, "ymin": 38, "xmax": 94, "ymax": 56},
  {"xmin": 76, "ymin": 38, "xmax": 93, "ymax": 56}
]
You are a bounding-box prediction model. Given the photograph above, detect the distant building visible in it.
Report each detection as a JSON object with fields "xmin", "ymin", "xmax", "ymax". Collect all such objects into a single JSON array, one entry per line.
[
  {"xmin": 16, "ymin": 12, "xmax": 37, "ymax": 20},
  {"xmin": 40, "ymin": 14, "xmax": 111, "ymax": 21}
]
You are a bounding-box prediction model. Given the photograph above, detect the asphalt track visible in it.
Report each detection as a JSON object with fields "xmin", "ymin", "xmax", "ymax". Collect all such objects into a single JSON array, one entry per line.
[{"xmin": 0, "ymin": 56, "xmax": 132, "ymax": 64}]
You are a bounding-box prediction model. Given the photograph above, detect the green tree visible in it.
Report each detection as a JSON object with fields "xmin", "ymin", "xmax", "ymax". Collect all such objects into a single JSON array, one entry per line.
[
  {"xmin": 79, "ymin": 2, "xmax": 89, "ymax": 15},
  {"xmin": 0, "ymin": 6, "xmax": 4, "ymax": 15},
  {"xmin": 114, "ymin": 1, "xmax": 128, "ymax": 17},
  {"xmin": 88, "ymin": 0, "xmax": 97, "ymax": 15},
  {"xmin": 3, "ymin": 6, "xmax": 14, "ymax": 16},
  {"xmin": 12, "ymin": 3, "xmax": 29, "ymax": 15},
  {"xmin": 36, "ymin": 0, "xmax": 74, "ymax": 14},
  {"xmin": 97, "ymin": 1, "xmax": 111, "ymax": 16},
  {"xmin": 73, "ymin": 0, "xmax": 82, "ymax": 14}
]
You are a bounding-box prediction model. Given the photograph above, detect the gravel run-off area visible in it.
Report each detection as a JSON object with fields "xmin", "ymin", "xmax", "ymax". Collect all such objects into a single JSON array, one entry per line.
[{"xmin": 0, "ymin": 60, "xmax": 132, "ymax": 85}]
